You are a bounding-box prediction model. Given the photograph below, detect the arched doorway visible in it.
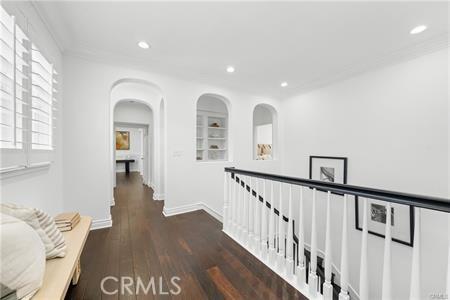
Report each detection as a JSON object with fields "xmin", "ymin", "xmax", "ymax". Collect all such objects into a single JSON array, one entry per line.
[{"xmin": 109, "ymin": 79, "xmax": 166, "ymax": 204}]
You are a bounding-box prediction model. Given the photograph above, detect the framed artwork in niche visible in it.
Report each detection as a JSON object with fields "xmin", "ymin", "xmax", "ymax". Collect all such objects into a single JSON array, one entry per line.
[
  {"xmin": 309, "ymin": 156, "xmax": 347, "ymax": 194},
  {"xmin": 355, "ymin": 197, "xmax": 414, "ymax": 247},
  {"xmin": 116, "ymin": 131, "xmax": 130, "ymax": 150}
]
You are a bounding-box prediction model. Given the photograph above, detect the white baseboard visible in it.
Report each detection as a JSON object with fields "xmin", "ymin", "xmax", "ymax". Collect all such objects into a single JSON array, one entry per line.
[
  {"xmin": 116, "ymin": 170, "xmax": 140, "ymax": 173},
  {"xmin": 91, "ymin": 216, "xmax": 113, "ymax": 230},
  {"xmin": 110, "ymin": 197, "xmax": 115, "ymax": 206},
  {"xmin": 153, "ymin": 193, "xmax": 164, "ymax": 201},
  {"xmin": 162, "ymin": 202, "xmax": 222, "ymax": 222}
]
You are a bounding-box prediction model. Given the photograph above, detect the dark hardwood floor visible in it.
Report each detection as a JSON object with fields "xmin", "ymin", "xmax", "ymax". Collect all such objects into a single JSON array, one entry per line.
[{"xmin": 65, "ymin": 172, "xmax": 306, "ymax": 299}]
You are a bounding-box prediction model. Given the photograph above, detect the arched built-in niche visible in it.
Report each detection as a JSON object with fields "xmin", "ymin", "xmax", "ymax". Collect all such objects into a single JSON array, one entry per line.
[
  {"xmin": 196, "ymin": 94, "xmax": 230, "ymax": 162},
  {"xmin": 253, "ymin": 103, "xmax": 277, "ymax": 160},
  {"xmin": 109, "ymin": 79, "xmax": 166, "ymax": 202}
]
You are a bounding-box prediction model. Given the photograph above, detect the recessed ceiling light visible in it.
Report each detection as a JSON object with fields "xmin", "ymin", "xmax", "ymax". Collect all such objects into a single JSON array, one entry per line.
[
  {"xmin": 138, "ymin": 41, "xmax": 150, "ymax": 49},
  {"xmin": 226, "ymin": 66, "xmax": 235, "ymax": 73},
  {"xmin": 281, "ymin": 82, "xmax": 288, "ymax": 87},
  {"xmin": 410, "ymin": 25, "xmax": 427, "ymax": 35}
]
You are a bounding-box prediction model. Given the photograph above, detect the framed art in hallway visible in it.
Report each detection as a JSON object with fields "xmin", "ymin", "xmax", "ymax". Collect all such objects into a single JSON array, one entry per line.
[
  {"xmin": 355, "ymin": 197, "xmax": 414, "ymax": 246},
  {"xmin": 116, "ymin": 131, "xmax": 130, "ymax": 150},
  {"xmin": 309, "ymin": 156, "xmax": 348, "ymax": 194}
]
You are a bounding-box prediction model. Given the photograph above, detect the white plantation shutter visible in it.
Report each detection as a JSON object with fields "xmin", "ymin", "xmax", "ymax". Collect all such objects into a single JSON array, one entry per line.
[
  {"xmin": 31, "ymin": 44, "xmax": 53, "ymax": 150},
  {"xmin": 0, "ymin": 7, "xmax": 28, "ymax": 170},
  {"xmin": 0, "ymin": 6, "xmax": 57, "ymax": 172}
]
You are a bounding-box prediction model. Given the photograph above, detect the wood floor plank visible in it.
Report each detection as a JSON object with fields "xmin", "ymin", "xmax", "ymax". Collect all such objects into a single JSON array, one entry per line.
[
  {"xmin": 65, "ymin": 172, "xmax": 306, "ymax": 300},
  {"xmin": 206, "ymin": 266, "xmax": 243, "ymax": 300}
]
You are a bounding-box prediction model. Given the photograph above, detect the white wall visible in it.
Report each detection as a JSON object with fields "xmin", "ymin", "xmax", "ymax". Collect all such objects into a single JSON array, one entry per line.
[
  {"xmin": 0, "ymin": 2, "xmax": 64, "ymax": 216},
  {"xmin": 280, "ymin": 49, "xmax": 449, "ymax": 299},
  {"xmin": 62, "ymin": 54, "xmax": 282, "ymax": 225}
]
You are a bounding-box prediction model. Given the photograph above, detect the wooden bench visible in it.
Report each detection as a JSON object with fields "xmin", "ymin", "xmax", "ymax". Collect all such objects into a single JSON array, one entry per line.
[{"xmin": 32, "ymin": 216, "xmax": 92, "ymax": 300}]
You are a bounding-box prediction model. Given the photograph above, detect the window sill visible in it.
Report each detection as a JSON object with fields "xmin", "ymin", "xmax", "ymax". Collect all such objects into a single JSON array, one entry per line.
[{"xmin": 0, "ymin": 162, "xmax": 52, "ymax": 179}]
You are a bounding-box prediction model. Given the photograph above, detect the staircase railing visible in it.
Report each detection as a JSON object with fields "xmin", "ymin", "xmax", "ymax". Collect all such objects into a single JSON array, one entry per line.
[{"xmin": 223, "ymin": 167, "xmax": 450, "ymax": 300}]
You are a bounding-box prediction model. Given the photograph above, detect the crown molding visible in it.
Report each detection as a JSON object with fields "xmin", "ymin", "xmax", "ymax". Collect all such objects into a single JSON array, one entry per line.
[
  {"xmin": 63, "ymin": 48, "xmax": 274, "ymax": 101},
  {"xmin": 30, "ymin": 1, "xmax": 65, "ymax": 53},
  {"xmin": 288, "ymin": 33, "xmax": 449, "ymax": 97},
  {"xmin": 63, "ymin": 30, "xmax": 448, "ymax": 101}
]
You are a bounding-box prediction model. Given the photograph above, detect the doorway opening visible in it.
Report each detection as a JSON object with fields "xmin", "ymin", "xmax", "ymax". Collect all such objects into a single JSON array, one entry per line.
[
  {"xmin": 114, "ymin": 100, "xmax": 153, "ymax": 185},
  {"xmin": 109, "ymin": 79, "xmax": 166, "ymax": 206}
]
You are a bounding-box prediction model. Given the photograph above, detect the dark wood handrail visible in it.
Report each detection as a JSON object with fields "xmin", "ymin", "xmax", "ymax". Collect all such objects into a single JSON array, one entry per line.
[{"xmin": 226, "ymin": 167, "xmax": 450, "ymax": 213}]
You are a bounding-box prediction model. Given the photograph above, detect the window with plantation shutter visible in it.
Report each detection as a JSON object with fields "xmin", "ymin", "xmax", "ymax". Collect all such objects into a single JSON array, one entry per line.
[
  {"xmin": 31, "ymin": 43, "xmax": 54, "ymax": 150},
  {"xmin": 0, "ymin": 5, "xmax": 57, "ymax": 173}
]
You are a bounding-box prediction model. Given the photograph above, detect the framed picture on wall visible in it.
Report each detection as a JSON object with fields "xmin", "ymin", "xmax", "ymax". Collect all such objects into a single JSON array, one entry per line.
[
  {"xmin": 355, "ymin": 197, "xmax": 414, "ymax": 246},
  {"xmin": 116, "ymin": 131, "xmax": 130, "ymax": 150},
  {"xmin": 309, "ymin": 156, "xmax": 347, "ymax": 194}
]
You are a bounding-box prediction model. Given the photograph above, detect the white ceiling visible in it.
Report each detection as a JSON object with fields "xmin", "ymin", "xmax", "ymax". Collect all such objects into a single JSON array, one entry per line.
[{"xmin": 34, "ymin": 1, "xmax": 448, "ymax": 99}]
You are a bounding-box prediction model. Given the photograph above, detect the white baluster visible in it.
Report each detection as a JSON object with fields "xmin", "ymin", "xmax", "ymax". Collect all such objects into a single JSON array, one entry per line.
[
  {"xmin": 296, "ymin": 186, "xmax": 306, "ymax": 287},
  {"xmin": 261, "ymin": 179, "xmax": 268, "ymax": 260},
  {"xmin": 277, "ymin": 182, "xmax": 285, "ymax": 273},
  {"xmin": 223, "ymin": 172, "xmax": 228, "ymax": 232},
  {"xmin": 234, "ymin": 175, "xmax": 239, "ymax": 237},
  {"xmin": 230, "ymin": 174, "xmax": 236, "ymax": 235},
  {"xmin": 254, "ymin": 178, "xmax": 260, "ymax": 256},
  {"xmin": 309, "ymin": 188, "xmax": 318, "ymax": 296},
  {"xmin": 243, "ymin": 176, "xmax": 249, "ymax": 245},
  {"xmin": 447, "ymin": 214, "xmax": 450, "ymax": 298},
  {"xmin": 229, "ymin": 173, "xmax": 233, "ymax": 232},
  {"xmin": 286, "ymin": 184, "xmax": 294, "ymax": 279},
  {"xmin": 359, "ymin": 198, "xmax": 369, "ymax": 300},
  {"xmin": 323, "ymin": 191, "xmax": 333, "ymax": 300},
  {"xmin": 382, "ymin": 203, "xmax": 392, "ymax": 300},
  {"xmin": 409, "ymin": 207, "xmax": 421, "ymax": 300},
  {"xmin": 268, "ymin": 181, "xmax": 276, "ymax": 265},
  {"xmin": 239, "ymin": 176, "xmax": 245, "ymax": 241},
  {"xmin": 339, "ymin": 195, "xmax": 350, "ymax": 300},
  {"xmin": 248, "ymin": 177, "xmax": 254, "ymax": 250}
]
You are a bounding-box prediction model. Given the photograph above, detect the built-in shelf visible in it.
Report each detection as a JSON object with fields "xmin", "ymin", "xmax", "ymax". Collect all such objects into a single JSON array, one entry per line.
[
  {"xmin": 196, "ymin": 111, "xmax": 228, "ymax": 162},
  {"xmin": 208, "ymin": 127, "xmax": 226, "ymax": 130}
]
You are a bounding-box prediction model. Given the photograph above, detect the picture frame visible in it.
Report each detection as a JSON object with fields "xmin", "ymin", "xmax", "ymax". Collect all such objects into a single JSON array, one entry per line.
[
  {"xmin": 116, "ymin": 131, "xmax": 130, "ymax": 150},
  {"xmin": 309, "ymin": 156, "xmax": 347, "ymax": 194},
  {"xmin": 355, "ymin": 196, "xmax": 414, "ymax": 247}
]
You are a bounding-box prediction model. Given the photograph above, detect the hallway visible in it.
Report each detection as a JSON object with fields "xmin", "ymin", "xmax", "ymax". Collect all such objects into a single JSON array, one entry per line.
[{"xmin": 65, "ymin": 172, "xmax": 304, "ymax": 299}]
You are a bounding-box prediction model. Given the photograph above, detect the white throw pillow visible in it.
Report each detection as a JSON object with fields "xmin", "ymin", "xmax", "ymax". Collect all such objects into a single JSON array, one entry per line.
[
  {"xmin": 0, "ymin": 203, "xmax": 66, "ymax": 259},
  {"xmin": 0, "ymin": 213, "xmax": 46, "ymax": 299}
]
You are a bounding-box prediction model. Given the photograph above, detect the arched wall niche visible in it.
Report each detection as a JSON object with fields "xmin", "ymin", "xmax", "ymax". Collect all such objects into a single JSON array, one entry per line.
[
  {"xmin": 252, "ymin": 103, "xmax": 278, "ymax": 160},
  {"xmin": 109, "ymin": 78, "xmax": 166, "ymax": 204},
  {"xmin": 195, "ymin": 93, "xmax": 231, "ymax": 162}
]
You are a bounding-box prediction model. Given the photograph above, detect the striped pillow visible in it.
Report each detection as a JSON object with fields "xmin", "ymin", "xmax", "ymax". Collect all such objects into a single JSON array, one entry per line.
[{"xmin": 0, "ymin": 203, "xmax": 66, "ymax": 259}]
